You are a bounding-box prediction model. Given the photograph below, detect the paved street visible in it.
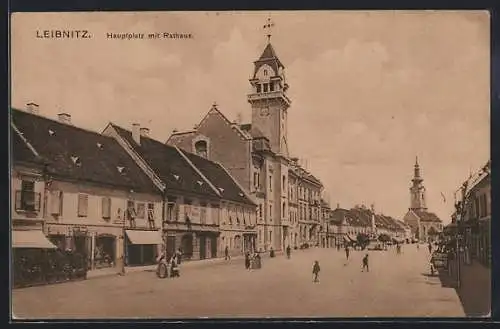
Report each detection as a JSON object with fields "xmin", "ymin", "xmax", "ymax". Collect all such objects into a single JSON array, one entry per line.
[{"xmin": 12, "ymin": 246, "xmax": 465, "ymax": 319}]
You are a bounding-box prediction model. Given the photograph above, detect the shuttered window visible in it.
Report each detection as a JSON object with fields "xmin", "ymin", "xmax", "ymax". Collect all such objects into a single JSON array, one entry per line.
[
  {"xmin": 77, "ymin": 194, "xmax": 88, "ymax": 217},
  {"xmin": 102, "ymin": 197, "xmax": 111, "ymax": 219}
]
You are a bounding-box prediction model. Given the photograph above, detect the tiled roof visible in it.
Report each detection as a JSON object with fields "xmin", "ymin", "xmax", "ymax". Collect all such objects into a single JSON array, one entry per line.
[
  {"xmin": 11, "ymin": 128, "xmax": 43, "ymax": 166},
  {"xmin": 179, "ymin": 149, "xmax": 255, "ymax": 205},
  {"xmin": 414, "ymin": 210, "xmax": 442, "ymax": 223},
  {"xmin": 111, "ymin": 124, "xmax": 219, "ymax": 198},
  {"xmin": 11, "ymin": 109, "xmax": 160, "ymax": 194}
]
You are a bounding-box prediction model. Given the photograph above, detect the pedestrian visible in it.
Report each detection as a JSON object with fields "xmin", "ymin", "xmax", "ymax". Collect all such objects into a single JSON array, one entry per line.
[
  {"xmin": 270, "ymin": 247, "xmax": 275, "ymax": 258},
  {"xmin": 244, "ymin": 252, "xmax": 250, "ymax": 270},
  {"xmin": 175, "ymin": 248, "xmax": 182, "ymax": 265},
  {"xmin": 312, "ymin": 260, "xmax": 321, "ymax": 283},
  {"xmin": 428, "ymin": 243, "xmax": 432, "ymax": 254},
  {"xmin": 286, "ymin": 245, "xmax": 291, "ymax": 259},
  {"xmin": 224, "ymin": 246, "xmax": 230, "ymax": 260},
  {"xmin": 362, "ymin": 254, "xmax": 369, "ymax": 272},
  {"xmin": 345, "ymin": 245, "xmax": 350, "ymax": 260}
]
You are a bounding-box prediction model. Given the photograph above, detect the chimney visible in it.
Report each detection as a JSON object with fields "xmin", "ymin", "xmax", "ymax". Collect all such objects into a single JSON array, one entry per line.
[
  {"xmin": 139, "ymin": 127, "xmax": 150, "ymax": 137},
  {"xmin": 57, "ymin": 113, "xmax": 72, "ymax": 124},
  {"xmin": 336, "ymin": 203, "xmax": 340, "ymax": 209},
  {"xmin": 132, "ymin": 123, "xmax": 141, "ymax": 145},
  {"xmin": 26, "ymin": 102, "xmax": 39, "ymax": 114}
]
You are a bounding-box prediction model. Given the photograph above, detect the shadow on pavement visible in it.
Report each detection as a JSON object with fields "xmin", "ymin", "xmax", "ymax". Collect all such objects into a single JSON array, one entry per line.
[{"xmin": 429, "ymin": 261, "xmax": 491, "ymax": 317}]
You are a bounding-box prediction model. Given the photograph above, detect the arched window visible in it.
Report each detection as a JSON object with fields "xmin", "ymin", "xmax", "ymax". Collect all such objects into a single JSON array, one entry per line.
[
  {"xmin": 264, "ymin": 69, "xmax": 268, "ymax": 76},
  {"xmin": 194, "ymin": 140, "xmax": 208, "ymax": 158},
  {"xmin": 282, "ymin": 202, "xmax": 286, "ymax": 218}
]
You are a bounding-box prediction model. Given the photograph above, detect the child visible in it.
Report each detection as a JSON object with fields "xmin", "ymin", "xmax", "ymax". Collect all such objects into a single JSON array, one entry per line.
[
  {"xmin": 312, "ymin": 260, "xmax": 321, "ymax": 283},
  {"xmin": 362, "ymin": 254, "xmax": 369, "ymax": 272}
]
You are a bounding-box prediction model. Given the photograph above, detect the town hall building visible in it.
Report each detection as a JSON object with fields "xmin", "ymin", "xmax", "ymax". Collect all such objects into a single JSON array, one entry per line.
[{"xmin": 167, "ymin": 27, "xmax": 323, "ymax": 252}]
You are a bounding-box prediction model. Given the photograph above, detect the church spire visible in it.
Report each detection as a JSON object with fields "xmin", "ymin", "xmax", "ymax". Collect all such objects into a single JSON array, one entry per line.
[{"xmin": 410, "ymin": 156, "xmax": 427, "ymax": 211}]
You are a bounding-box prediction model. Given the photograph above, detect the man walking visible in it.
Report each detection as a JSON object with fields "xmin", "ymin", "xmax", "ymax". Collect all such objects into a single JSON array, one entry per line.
[
  {"xmin": 428, "ymin": 243, "xmax": 432, "ymax": 254},
  {"xmin": 312, "ymin": 260, "xmax": 321, "ymax": 283},
  {"xmin": 345, "ymin": 245, "xmax": 350, "ymax": 260},
  {"xmin": 286, "ymin": 245, "xmax": 291, "ymax": 259},
  {"xmin": 362, "ymin": 254, "xmax": 369, "ymax": 272},
  {"xmin": 224, "ymin": 246, "xmax": 230, "ymax": 260}
]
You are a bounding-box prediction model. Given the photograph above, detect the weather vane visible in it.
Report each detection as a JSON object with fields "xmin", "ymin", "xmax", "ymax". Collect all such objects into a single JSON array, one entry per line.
[{"xmin": 263, "ymin": 16, "xmax": 275, "ymax": 43}]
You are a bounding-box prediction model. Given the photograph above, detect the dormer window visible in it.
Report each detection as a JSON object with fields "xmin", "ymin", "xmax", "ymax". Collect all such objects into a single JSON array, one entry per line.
[
  {"xmin": 71, "ymin": 156, "xmax": 81, "ymax": 167},
  {"xmin": 256, "ymin": 84, "xmax": 262, "ymax": 93},
  {"xmin": 264, "ymin": 69, "xmax": 268, "ymax": 76},
  {"xmin": 194, "ymin": 140, "xmax": 208, "ymax": 159},
  {"xmin": 263, "ymin": 83, "xmax": 269, "ymax": 93}
]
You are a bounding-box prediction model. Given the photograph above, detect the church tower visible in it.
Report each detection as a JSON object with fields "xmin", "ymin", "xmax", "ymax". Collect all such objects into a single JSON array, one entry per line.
[
  {"xmin": 247, "ymin": 18, "xmax": 291, "ymax": 157},
  {"xmin": 409, "ymin": 156, "xmax": 427, "ymax": 211}
]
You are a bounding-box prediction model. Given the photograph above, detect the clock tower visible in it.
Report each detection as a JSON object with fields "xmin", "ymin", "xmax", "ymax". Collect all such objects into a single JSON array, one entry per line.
[{"xmin": 247, "ymin": 23, "xmax": 291, "ymax": 157}]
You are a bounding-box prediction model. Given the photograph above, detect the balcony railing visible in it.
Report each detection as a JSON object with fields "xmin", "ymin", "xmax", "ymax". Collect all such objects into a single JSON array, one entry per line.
[
  {"xmin": 247, "ymin": 91, "xmax": 291, "ymax": 105},
  {"xmin": 15, "ymin": 191, "xmax": 41, "ymax": 212}
]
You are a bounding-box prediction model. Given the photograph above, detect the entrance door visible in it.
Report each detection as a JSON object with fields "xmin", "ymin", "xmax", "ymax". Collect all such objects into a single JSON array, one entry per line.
[
  {"xmin": 199, "ymin": 235, "xmax": 206, "ymax": 260},
  {"xmin": 181, "ymin": 234, "xmax": 193, "ymax": 260},
  {"xmin": 210, "ymin": 236, "xmax": 217, "ymax": 258}
]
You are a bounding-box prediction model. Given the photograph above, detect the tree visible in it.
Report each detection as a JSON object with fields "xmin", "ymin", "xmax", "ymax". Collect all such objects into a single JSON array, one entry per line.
[
  {"xmin": 378, "ymin": 233, "xmax": 391, "ymax": 244},
  {"xmin": 356, "ymin": 233, "xmax": 370, "ymax": 250}
]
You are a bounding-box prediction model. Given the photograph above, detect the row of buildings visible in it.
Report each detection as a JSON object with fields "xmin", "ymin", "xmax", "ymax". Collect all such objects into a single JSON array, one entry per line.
[
  {"xmin": 11, "ymin": 32, "xmax": 425, "ymax": 278},
  {"xmin": 446, "ymin": 160, "xmax": 491, "ymax": 267},
  {"xmin": 11, "ymin": 37, "xmax": 328, "ymax": 276}
]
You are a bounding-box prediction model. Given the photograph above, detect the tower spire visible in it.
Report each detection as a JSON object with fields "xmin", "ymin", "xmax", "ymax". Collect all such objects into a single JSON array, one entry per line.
[{"xmin": 263, "ymin": 16, "xmax": 274, "ymax": 43}]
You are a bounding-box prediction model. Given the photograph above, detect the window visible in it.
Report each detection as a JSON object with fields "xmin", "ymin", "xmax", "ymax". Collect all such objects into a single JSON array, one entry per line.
[
  {"xmin": 264, "ymin": 69, "xmax": 268, "ymax": 76},
  {"xmin": 269, "ymin": 82, "xmax": 274, "ymax": 92},
  {"xmin": 101, "ymin": 197, "xmax": 111, "ymax": 219},
  {"xmin": 136, "ymin": 203, "xmax": 146, "ymax": 219},
  {"xmin": 269, "ymin": 204, "xmax": 273, "ymax": 220},
  {"xmin": 257, "ymin": 84, "xmax": 262, "ymax": 93},
  {"xmin": 147, "ymin": 203, "xmax": 155, "ymax": 221},
  {"xmin": 259, "ymin": 204, "xmax": 263, "ymax": 219},
  {"xmin": 148, "ymin": 203, "xmax": 155, "ymax": 228},
  {"xmin": 269, "ymin": 231, "xmax": 273, "ymax": 242},
  {"xmin": 77, "ymin": 194, "xmax": 89, "ymax": 217},
  {"xmin": 127, "ymin": 200, "xmax": 136, "ymax": 220},
  {"xmin": 282, "ymin": 176, "xmax": 286, "ymax": 189},
  {"xmin": 200, "ymin": 206, "xmax": 207, "ymax": 224},
  {"xmin": 263, "ymin": 83, "xmax": 269, "ymax": 93},
  {"xmin": 166, "ymin": 202, "xmax": 175, "ymax": 222},
  {"xmin": 269, "ymin": 175, "xmax": 272, "ymax": 191},
  {"xmin": 282, "ymin": 202, "xmax": 286, "ymax": 218},
  {"xmin": 194, "ymin": 140, "xmax": 208, "ymax": 159},
  {"xmin": 50, "ymin": 190, "xmax": 63, "ymax": 215},
  {"xmin": 15, "ymin": 180, "xmax": 40, "ymax": 212}
]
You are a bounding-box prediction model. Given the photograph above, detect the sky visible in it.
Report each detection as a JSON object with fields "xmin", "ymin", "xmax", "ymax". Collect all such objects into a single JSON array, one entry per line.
[{"xmin": 10, "ymin": 11, "xmax": 490, "ymax": 224}]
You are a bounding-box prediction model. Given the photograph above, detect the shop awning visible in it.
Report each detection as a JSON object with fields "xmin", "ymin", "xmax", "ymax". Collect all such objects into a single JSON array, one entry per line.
[
  {"xmin": 12, "ymin": 230, "xmax": 57, "ymax": 249},
  {"xmin": 125, "ymin": 230, "xmax": 163, "ymax": 245}
]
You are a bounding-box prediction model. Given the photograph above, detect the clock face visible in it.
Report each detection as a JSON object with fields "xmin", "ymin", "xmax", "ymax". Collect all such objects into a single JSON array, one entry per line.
[{"xmin": 260, "ymin": 107, "xmax": 270, "ymax": 116}]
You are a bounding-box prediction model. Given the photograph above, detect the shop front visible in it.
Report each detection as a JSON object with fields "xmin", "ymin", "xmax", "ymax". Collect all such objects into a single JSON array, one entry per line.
[
  {"xmin": 164, "ymin": 222, "xmax": 219, "ymax": 261},
  {"xmin": 124, "ymin": 229, "xmax": 163, "ymax": 266},
  {"xmin": 45, "ymin": 223, "xmax": 121, "ymax": 271}
]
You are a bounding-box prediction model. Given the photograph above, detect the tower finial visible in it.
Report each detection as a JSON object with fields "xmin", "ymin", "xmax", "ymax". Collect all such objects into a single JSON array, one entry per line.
[
  {"xmin": 415, "ymin": 156, "xmax": 419, "ymax": 166},
  {"xmin": 263, "ymin": 16, "xmax": 275, "ymax": 43}
]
